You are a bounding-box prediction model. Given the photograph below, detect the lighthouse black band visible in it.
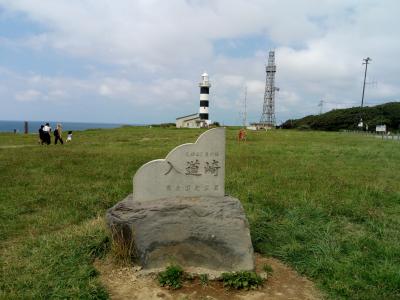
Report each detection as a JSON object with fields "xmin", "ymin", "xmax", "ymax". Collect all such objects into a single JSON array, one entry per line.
[
  {"xmin": 199, "ymin": 113, "xmax": 209, "ymax": 120},
  {"xmin": 200, "ymin": 87, "xmax": 209, "ymax": 94},
  {"xmin": 200, "ymin": 101, "xmax": 209, "ymax": 107}
]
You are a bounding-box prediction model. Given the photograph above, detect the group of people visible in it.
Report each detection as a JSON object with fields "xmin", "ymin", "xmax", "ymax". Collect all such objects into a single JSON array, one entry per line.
[{"xmin": 38, "ymin": 123, "xmax": 72, "ymax": 145}]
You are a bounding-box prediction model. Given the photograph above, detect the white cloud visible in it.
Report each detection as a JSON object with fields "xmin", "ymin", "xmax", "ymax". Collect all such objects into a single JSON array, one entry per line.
[
  {"xmin": 15, "ymin": 89, "xmax": 41, "ymax": 102},
  {"xmin": 48, "ymin": 89, "xmax": 67, "ymax": 98},
  {"xmin": 217, "ymin": 75, "xmax": 245, "ymax": 88},
  {"xmin": 246, "ymin": 80, "xmax": 264, "ymax": 96},
  {"xmin": 0, "ymin": 0, "xmax": 363, "ymax": 69},
  {"xmin": 0, "ymin": 0, "xmax": 399, "ymax": 123},
  {"xmin": 99, "ymin": 84, "xmax": 112, "ymax": 96},
  {"xmin": 98, "ymin": 78, "xmax": 135, "ymax": 98},
  {"xmin": 13, "ymin": 80, "xmax": 68, "ymax": 103}
]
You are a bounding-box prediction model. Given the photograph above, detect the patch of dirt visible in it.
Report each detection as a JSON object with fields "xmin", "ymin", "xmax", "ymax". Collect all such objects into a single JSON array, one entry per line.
[
  {"xmin": 95, "ymin": 254, "xmax": 322, "ymax": 300},
  {"xmin": 140, "ymin": 137, "xmax": 170, "ymax": 142},
  {"xmin": 0, "ymin": 145, "xmax": 36, "ymax": 149}
]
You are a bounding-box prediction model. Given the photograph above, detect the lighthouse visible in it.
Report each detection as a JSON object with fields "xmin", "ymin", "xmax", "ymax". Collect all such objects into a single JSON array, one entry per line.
[
  {"xmin": 199, "ymin": 72, "xmax": 211, "ymax": 126},
  {"xmin": 175, "ymin": 72, "xmax": 214, "ymax": 128}
]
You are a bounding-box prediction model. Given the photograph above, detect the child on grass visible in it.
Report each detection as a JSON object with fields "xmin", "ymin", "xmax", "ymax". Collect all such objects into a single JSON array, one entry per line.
[{"xmin": 66, "ymin": 131, "xmax": 72, "ymax": 142}]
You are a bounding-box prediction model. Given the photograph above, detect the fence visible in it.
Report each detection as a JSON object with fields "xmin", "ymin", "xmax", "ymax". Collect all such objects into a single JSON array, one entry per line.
[{"xmin": 342, "ymin": 130, "xmax": 400, "ymax": 142}]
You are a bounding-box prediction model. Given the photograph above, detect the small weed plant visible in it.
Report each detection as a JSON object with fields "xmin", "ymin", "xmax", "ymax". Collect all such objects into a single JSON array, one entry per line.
[
  {"xmin": 158, "ymin": 265, "xmax": 184, "ymax": 289},
  {"xmin": 221, "ymin": 271, "xmax": 264, "ymax": 290},
  {"xmin": 199, "ymin": 273, "xmax": 209, "ymax": 286},
  {"xmin": 262, "ymin": 263, "xmax": 273, "ymax": 275}
]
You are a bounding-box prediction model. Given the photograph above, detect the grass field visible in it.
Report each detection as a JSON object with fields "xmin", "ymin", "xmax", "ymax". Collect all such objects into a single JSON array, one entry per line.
[{"xmin": 1, "ymin": 127, "xmax": 399, "ymax": 299}]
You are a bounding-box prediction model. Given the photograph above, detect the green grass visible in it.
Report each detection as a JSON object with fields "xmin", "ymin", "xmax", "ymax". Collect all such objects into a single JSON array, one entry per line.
[
  {"xmin": 1, "ymin": 127, "xmax": 399, "ymax": 299},
  {"xmin": 221, "ymin": 271, "xmax": 264, "ymax": 290},
  {"xmin": 157, "ymin": 264, "xmax": 184, "ymax": 289}
]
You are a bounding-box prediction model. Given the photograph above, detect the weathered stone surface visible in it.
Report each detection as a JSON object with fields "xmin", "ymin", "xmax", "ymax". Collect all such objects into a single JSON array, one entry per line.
[
  {"xmin": 106, "ymin": 194, "xmax": 255, "ymax": 272},
  {"xmin": 133, "ymin": 128, "xmax": 225, "ymax": 201},
  {"xmin": 107, "ymin": 127, "xmax": 255, "ymax": 272}
]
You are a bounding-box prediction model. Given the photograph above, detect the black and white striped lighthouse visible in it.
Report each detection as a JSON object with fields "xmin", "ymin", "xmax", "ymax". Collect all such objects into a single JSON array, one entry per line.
[{"xmin": 199, "ymin": 72, "xmax": 211, "ymax": 124}]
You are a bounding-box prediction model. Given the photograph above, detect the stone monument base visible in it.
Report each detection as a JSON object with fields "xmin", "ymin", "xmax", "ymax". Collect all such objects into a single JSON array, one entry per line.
[{"xmin": 106, "ymin": 195, "xmax": 255, "ymax": 272}]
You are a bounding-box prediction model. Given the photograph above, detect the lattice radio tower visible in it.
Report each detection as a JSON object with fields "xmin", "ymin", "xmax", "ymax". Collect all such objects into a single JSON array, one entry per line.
[{"xmin": 260, "ymin": 50, "xmax": 279, "ymax": 127}]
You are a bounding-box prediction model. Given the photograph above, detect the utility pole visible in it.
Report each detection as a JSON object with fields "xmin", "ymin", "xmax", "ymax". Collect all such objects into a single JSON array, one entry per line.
[
  {"xmin": 361, "ymin": 57, "xmax": 372, "ymax": 108},
  {"xmin": 358, "ymin": 57, "xmax": 371, "ymax": 131},
  {"xmin": 318, "ymin": 100, "xmax": 324, "ymax": 115}
]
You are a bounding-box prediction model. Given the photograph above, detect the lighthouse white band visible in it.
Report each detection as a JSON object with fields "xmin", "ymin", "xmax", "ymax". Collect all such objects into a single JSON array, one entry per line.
[
  {"xmin": 200, "ymin": 94, "xmax": 209, "ymax": 100},
  {"xmin": 199, "ymin": 107, "xmax": 208, "ymax": 114}
]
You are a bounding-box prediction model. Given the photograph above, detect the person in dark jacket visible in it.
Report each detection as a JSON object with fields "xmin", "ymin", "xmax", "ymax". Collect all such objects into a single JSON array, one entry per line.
[{"xmin": 38, "ymin": 125, "xmax": 45, "ymax": 145}]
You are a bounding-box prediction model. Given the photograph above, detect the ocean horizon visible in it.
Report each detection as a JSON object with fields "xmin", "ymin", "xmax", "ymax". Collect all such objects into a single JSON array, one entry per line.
[{"xmin": 0, "ymin": 120, "xmax": 142, "ymax": 133}]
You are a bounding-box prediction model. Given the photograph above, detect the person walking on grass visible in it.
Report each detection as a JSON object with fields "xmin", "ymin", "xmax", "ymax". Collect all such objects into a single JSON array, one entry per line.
[
  {"xmin": 54, "ymin": 123, "xmax": 64, "ymax": 145},
  {"xmin": 38, "ymin": 125, "xmax": 45, "ymax": 145},
  {"xmin": 42, "ymin": 122, "xmax": 51, "ymax": 145}
]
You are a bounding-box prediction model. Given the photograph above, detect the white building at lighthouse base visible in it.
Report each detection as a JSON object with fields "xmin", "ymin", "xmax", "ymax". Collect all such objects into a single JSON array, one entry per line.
[{"xmin": 176, "ymin": 113, "xmax": 210, "ymax": 128}]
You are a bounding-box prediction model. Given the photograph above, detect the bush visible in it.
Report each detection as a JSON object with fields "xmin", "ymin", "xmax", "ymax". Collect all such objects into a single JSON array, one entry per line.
[
  {"xmin": 297, "ymin": 124, "xmax": 311, "ymax": 131},
  {"xmin": 157, "ymin": 265, "xmax": 184, "ymax": 289},
  {"xmin": 151, "ymin": 123, "xmax": 176, "ymax": 128},
  {"xmin": 221, "ymin": 271, "xmax": 264, "ymax": 290}
]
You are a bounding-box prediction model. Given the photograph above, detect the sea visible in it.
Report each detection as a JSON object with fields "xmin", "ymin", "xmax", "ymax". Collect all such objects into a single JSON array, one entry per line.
[{"xmin": 0, "ymin": 120, "xmax": 136, "ymax": 133}]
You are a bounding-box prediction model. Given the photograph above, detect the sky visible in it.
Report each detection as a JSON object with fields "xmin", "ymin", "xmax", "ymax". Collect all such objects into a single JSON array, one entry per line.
[{"xmin": 0, "ymin": 0, "xmax": 399, "ymax": 125}]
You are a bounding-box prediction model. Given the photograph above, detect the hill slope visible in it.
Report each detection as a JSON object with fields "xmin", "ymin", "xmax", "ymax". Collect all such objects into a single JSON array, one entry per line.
[{"xmin": 282, "ymin": 102, "xmax": 400, "ymax": 131}]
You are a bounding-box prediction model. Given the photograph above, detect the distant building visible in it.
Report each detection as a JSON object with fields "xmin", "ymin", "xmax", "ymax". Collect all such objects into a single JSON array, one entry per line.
[
  {"xmin": 376, "ymin": 124, "xmax": 387, "ymax": 133},
  {"xmin": 176, "ymin": 72, "xmax": 212, "ymax": 128},
  {"xmin": 248, "ymin": 122, "xmax": 274, "ymax": 130},
  {"xmin": 176, "ymin": 113, "xmax": 203, "ymax": 128}
]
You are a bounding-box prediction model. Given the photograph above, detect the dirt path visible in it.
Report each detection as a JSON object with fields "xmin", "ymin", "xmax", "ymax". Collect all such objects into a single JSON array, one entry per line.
[
  {"xmin": 0, "ymin": 144, "xmax": 37, "ymax": 149},
  {"xmin": 95, "ymin": 254, "xmax": 322, "ymax": 300}
]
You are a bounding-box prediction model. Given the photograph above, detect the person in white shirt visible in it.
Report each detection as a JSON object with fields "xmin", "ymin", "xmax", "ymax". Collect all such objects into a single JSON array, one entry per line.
[
  {"xmin": 66, "ymin": 131, "xmax": 73, "ymax": 142},
  {"xmin": 42, "ymin": 123, "xmax": 51, "ymax": 145}
]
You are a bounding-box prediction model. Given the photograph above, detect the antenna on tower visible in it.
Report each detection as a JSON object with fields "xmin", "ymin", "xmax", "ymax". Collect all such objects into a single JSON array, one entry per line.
[
  {"xmin": 318, "ymin": 100, "xmax": 324, "ymax": 115},
  {"xmin": 242, "ymin": 85, "xmax": 247, "ymax": 127},
  {"xmin": 259, "ymin": 50, "xmax": 279, "ymax": 128}
]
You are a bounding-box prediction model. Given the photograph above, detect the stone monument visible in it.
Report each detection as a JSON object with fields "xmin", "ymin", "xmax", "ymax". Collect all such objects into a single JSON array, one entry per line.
[{"xmin": 106, "ymin": 128, "xmax": 255, "ymax": 272}]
